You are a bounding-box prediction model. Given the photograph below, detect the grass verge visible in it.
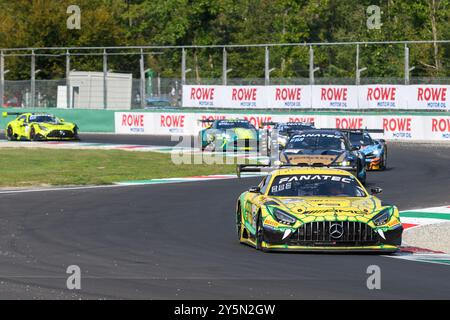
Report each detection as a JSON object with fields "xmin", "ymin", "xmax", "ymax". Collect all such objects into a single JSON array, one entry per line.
[{"xmin": 0, "ymin": 148, "xmax": 250, "ymax": 187}]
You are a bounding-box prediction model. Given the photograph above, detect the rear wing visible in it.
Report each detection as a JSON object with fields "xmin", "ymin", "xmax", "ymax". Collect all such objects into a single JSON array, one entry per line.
[
  {"xmin": 198, "ymin": 119, "xmax": 215, "ymax": 122},
  {"xmin": 260, "ymin": 121, "xmax": 277, "ymax": 128},
  {"xmin": 198, "ymin": 118, "xmax": 251, "ymax": 124},
  {"xmin": 2, "ymin": 112, "xmax": 22, "ymax": 118},
  {"xmin": 236, "ymin": 163, "xmax": 355, "ymax": 178},
  {"xmin": 322, "ymin": 128, "xmax": 385, "ymax": 134},
  {"xmin": 260, "ymin": 121, "xmax": 315, "ymax": 128}
]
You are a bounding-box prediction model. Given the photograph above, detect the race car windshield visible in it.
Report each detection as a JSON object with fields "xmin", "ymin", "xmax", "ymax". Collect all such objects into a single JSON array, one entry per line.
[
  {"xmin": 268, "ymin": 174, "xmax": 367, "ymax": 197},
  {"xmin": 278, "ymin": 124, "xmax": 313, "ymax": 134},
  {"xmin": 216, "ymin": 121, "xmax": 254, "ymax": 129},
  {"xmin": 29, "ymin": 115, "xmax": 58, "ymax": 123},
  {"xmin": 349, "ymin": 133, "xmax": 373, "ymax": 146},
  {"xmin": 286, "ymin": 135, "xmax": 346, "ymax": 150}
]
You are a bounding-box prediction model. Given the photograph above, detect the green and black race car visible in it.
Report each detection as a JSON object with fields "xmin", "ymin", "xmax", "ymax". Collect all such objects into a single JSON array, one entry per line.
[
  {"xmin": 198, "ymin": 119, "xmax": 260, "ymax": 152},
  {"xmin": 3, "ymin": 112, "xmax": 79, "ymax": 141}
]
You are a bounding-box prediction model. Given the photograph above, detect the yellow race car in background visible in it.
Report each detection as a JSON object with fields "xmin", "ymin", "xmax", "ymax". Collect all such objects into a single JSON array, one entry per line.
[
  {"xmin": 3, "ymin": 112, "xmax": 79, "ymax": 141},
  {"xmin": 236, "ymin": 167, "xmax": 403, "ymax": 252}
]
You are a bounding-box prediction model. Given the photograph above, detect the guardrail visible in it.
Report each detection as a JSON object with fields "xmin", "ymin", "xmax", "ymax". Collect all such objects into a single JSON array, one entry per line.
[
  {"xmin": 1, "ymin": 107, "xmax": 449, "ymax": 141},
  {"xmin": 115, "ymin": 109, "xmax": 450, "ymax": 141},
  {"xmin": 1, "ymin": 40, "xmax": 450, "ymax": 110}
]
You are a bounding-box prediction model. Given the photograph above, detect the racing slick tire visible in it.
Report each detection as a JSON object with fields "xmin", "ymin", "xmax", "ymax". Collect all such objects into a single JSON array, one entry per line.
[
  {"xmin": 255, "ymin": 213, "xmax": 266, "ymax": 251},
  {"xmin": 73, "ymin": 127, "xmax": 80, "ymax": 141},
  {"xmin": 236, "ymin": 204, "xmax": 243, "ymax": 242},
  {"xmin": 6, "ymin": 126, "xmax": 15, "ymax": 141},
  {"xmin": 29, "ymin": 126, "xmax": 37, "ymax": 141},
  {"xmin": 357, "ymin": 162, "xmax": 367, "ymax": 185},
  {"xmin": 380, "ymin": 150, "xmax": 387, "ymax": 171}
]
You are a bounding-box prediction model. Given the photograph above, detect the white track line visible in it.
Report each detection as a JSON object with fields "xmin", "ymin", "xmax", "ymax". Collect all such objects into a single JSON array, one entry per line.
[{"xmin": 0, "ymin": 184, "xmax": 124, "ymax": 195}]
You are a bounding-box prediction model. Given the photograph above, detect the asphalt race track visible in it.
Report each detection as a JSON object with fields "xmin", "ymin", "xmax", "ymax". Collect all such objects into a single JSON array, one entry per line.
[
  {"xmin": 0, "ymin": 135, "xmax": 449, "ymax": 299},
  {"xmin": 79, "ymin": 133, "xmax": 183, "ymax": 146}
]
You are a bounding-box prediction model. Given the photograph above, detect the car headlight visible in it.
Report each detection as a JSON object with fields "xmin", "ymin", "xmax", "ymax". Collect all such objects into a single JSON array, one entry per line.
[
  {"xmin": 340, "ymin": 160, "xmax": 351, "ymax": 166},
  {"xmin": 372, "ymin": 208, "xmax": 392, "ymax": 226},
  {"xmin": 373, "ymin": 148, "xmax": 381, "ymax": 156},
  {"xmin": 269, "ymin": 207, "xmax": 297, "ymax": 226},
  {"xmin": 38, "ymin": 125, "xmax": 48, "ymax": 131}
]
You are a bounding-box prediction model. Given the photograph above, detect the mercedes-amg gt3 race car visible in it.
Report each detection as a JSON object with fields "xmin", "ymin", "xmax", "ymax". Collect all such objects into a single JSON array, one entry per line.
[
  {"xmin": 278, "ymin": 130, "xmax": 367, "ymax": 184},
  {"xmin": 346, "ymin": 129, "xmax": 387, "ymax": 171},
  {"xmin": 198, "ymin": 119, "xmax": 260, "ymax": 152},
  {"xmin": 236, "ymin": 167, "xmax": 403, "ymax": 252},
  {"xmin": 3, "ymin": 112, "xmax": 79, "ymax": 141}
]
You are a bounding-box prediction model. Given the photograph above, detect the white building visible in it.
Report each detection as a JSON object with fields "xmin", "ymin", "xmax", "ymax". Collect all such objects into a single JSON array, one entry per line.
[{"xmin": 57, "ymin": 71, "xmax": 132, "ymax": 109}]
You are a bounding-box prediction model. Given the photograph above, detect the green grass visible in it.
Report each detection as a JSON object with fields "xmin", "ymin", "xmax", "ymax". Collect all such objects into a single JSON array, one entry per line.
[{"xmin": 0, "ymin": 148, "xmax": 245, "ymax": 187}]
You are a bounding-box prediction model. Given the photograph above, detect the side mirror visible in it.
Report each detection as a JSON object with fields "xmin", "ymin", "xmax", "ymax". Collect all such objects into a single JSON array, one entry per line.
[
  {"xmin": 60, "ymin": 118, "xmax": 65, "ymax": 122},
  {"xmin": 379, "ymin": 139, "xmax": 386, "ymax": 143},
  {"xmin": 249, "ymin": 186, "xmax": 261, "ymax": 194},
  {"xmin": 352, "ymin": 145, "xmax": 361, "ymax": 151},
  {"xmin": 371, "ymin": 187, "xmax": 383, "ymax": 195}
]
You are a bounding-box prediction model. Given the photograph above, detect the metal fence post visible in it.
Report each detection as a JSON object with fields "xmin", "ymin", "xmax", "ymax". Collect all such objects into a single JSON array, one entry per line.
[
  {"xmin": 66, "ymin": 50, "xmax": 71, "ymax": 108},
  {"xmin": 0, "ymin": 51, "xmax": 4, "ymax": 108},
  {"xmin": 309, "ymin": 46, "xmax": 314, "ymax": 85},
  {"xmin": 157, "ymin": 74, "xmax": 161, "ymax": 97},
  {"xmin": 405, "ymin": 44, "xmax": 410, "ymax": 85},
  {"xmin": 139, "ymin": 48, "xmax": 145, "ymax": 109},
  {"xmin": 31, "ymin": 50, "xmax": 35, "ymax": 108},
  {"xmin": 103, "ymin": 49, "xmax": 108, "ymax": 109},
  {"xmin": 356, "ymin": 44, "xmax": 360, "ymax": 85},
  {"xmin": 264, "ymin": 46, "xmax": 270, "ymax": 85},
  {"xmin": 222, "ymin": 47, "xmax": 227, "ymax": 85},
  {"xmin": 181, "ymin": 48, "xmax": 186, "ymax": 85}
]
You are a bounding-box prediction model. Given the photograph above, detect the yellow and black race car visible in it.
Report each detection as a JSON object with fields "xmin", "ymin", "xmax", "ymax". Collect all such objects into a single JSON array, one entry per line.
[
  {"xmin": 236, "ymin": 167, "xmax": 403, "ymax": 252},
  {"xmin": 3, "ymin": 112, "xmax": 79, "ymax": 141}
]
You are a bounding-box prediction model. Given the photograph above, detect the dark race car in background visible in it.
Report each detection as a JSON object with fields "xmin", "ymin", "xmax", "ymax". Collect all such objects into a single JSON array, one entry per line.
[
  {"xmin": 261, "ymin": 121, "xmax": 315, "ymax": 153},
  {"xmin": 198, "ymin": 119, "xmax": 260, "ymax": 152},
  {"xmin": 345, "ymin": 129, "xmax": 387, "ymax": 171},
  {"xmin": 279, "ymin": 130, "xmax": 367, "ymax": 184}
]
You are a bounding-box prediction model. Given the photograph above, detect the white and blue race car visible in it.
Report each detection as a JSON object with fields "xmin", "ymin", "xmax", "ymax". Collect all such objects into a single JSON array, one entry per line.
[{"xmin": 346, "ymin": 129, "xmax": 387, "ymax": 171}]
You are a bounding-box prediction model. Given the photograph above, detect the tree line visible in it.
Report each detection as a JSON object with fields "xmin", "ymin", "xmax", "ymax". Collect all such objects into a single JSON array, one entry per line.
[{"xmin": 0, "ymin": 0, "xmax": 449, "ymax": 80}]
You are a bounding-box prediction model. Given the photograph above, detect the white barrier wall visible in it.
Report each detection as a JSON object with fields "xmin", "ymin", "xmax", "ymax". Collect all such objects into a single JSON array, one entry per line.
[
  {"xmin": 183, "ymin": 85, "xmax": 450, "ymax": 110},
  {"xmin": 115, "ymin": 111, "xmax": 450, "ymax": 141}
]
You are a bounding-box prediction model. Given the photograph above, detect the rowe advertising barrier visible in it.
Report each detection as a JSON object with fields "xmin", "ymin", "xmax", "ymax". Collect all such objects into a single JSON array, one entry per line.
[
  {"xmin": 115, "ymin": 111, "xmax": 450, "ymax": 141},
  {"xmin": 183, "ymin": 85, "xmax": 450, "ymax": 110}
]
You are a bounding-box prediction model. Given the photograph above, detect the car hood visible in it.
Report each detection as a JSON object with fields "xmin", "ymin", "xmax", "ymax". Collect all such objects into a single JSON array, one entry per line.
[
  {"xmin": 360, "ymin": 144, "xmax": 379, "ymax": 154},
  {"xmin": 281, "ymin": 149, "xmax": 347, "ymax": 165},
  {"xmin": 35, "ymin": 122, "xmax": 75, "ymax": 129},
  {"xmin": 267, "ymin": 196, "xmax": 381, "ymax": 218},
  {"xmin": 217, "ymin": 128, "xmax": 256, "ymax": 139}
]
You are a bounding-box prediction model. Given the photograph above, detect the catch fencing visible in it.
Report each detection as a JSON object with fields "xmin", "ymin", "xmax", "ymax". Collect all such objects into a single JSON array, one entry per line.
[{"xmin": 1, "ymin": 40, "xmax": 450, "ymax": 110}]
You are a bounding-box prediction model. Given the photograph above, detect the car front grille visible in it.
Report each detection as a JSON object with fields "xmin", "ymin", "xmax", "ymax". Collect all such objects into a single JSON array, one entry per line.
[
  {"xmin": 287, "ymin": 221, "xmax": 378, "ymax": 247},
  {"xmin": 47, "ymin": 130, "xmax": 75, "ymax": 138}
]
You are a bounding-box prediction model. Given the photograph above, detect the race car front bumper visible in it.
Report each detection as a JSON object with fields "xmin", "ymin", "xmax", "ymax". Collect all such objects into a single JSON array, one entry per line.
[
  {"xmin": 366, "ymin": 157, "xmax": 382, "ymax": 170},
  {"xmin": 216, "ymin": 138, "xmax": 259, "ymax": 151},
  {"xmin": 35, "ymin": 130, "xmax": 79, "ymax": 141},
  {"xmin": 261, "ymin": 222, "xmax": 402, "ymax": 252},
  {"xmin": 261, "ymin": 244, "xmax": 399, "ymax": 253}
]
